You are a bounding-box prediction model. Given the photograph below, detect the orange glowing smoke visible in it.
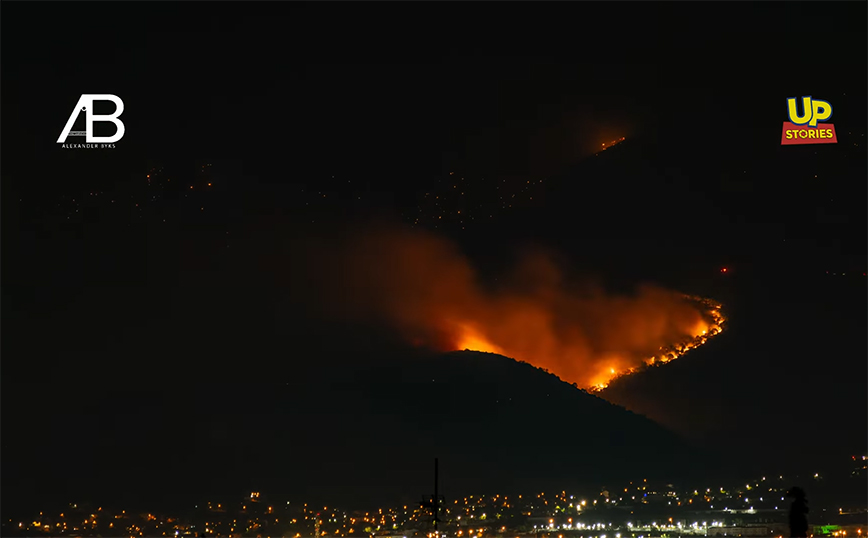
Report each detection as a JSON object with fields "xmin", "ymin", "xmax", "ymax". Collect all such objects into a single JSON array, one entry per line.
[{"xmin": 306, "ymin": 224, "xmax": 725, "ymax": 390}]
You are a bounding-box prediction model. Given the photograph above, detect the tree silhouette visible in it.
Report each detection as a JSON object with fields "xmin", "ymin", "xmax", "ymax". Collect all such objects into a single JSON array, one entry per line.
[{"xmin": 787, "ymin": 486, "xmax": 808, "ymax": 538}]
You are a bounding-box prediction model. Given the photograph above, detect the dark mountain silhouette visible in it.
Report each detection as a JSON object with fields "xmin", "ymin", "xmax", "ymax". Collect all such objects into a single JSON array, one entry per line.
[
  {"xmin": 4, "ymin": 181, "xmax": 717, "ymax": 517},
  {"xmin": 3, "ymin": 117, "xmax": 864, "ymax": 517},
  {"xmin": 443, "ymin": 126, "xmax": 866, "ymax": 477},
  {"xmin": 2, "ymin": 340, "xmax": 712, "ymax": 516},
  {"xmin": 596, "ymin": 261, "xmax": 867, "ymax": 474}
]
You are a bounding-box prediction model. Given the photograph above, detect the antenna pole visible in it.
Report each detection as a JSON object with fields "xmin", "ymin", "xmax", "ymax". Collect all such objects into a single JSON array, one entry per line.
[
  {"xmin": 434, "ymin": 458, "xmax": 439, "ymax": 534},
  {"xmin": 420, "ymin": 458, "xmax": 444, "ymax": 538}
]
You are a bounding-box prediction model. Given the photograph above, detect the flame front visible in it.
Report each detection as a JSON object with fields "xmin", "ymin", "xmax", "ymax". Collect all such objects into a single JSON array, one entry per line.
[
  {"xmin": 588, "ymin": 296, "xmax": 726, "ymax": 390},
  {"xmin": 302, "ymin": 225, "xmax": 728, "ymax": 391},
  {"xmin": 440, "ymin": 295, "xmax": 726, "ymax": 392},
  {"xmin": 442, "ymin": 293, "xmax": 726, "ymax": 391}
]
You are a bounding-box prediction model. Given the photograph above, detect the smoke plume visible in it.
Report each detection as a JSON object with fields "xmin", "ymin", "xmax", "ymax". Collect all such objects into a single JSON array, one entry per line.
[{"xmin": 290, "ymin": 222, "xmax": 722, "ymax": 389}]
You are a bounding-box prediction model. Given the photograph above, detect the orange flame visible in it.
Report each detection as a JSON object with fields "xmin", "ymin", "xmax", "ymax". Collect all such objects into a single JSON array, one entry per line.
[
  {"xmin": 455, "ymin": 323, "xmax": 506, "ymax": 356},
  {"xmin": 303, "ymin": 224, "xmax": 726, "ymax": 389}
]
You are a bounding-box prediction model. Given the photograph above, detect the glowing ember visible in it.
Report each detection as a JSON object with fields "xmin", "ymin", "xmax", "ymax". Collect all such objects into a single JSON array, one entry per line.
[{"xmin": 600, "ymin": 137, "xmax": 626, "ymax": 151}]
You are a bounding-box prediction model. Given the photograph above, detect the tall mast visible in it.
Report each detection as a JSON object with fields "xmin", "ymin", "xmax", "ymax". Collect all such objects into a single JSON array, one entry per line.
[
  {"xmin": 421, "ymin": 458, "xmax": 444, "ymax": 538},
  {"xmin": 433, "ymin": 458, "xmax": 440, "ymax": 534}
]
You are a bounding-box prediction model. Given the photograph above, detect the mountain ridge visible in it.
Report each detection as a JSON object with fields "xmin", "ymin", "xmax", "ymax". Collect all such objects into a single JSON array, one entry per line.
[{"xmin": 1, "ymin": 344, "xmax": 714, "ymax": 515}]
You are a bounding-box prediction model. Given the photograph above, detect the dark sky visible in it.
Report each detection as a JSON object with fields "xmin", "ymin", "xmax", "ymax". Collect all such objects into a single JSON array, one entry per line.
[
  {"xmin": 2, "ymin": 0, "xmax": 866, "ymax": 519},
  {"xmin": 6, "ymin": 2, "xmax": 863, "ymax": 193}
]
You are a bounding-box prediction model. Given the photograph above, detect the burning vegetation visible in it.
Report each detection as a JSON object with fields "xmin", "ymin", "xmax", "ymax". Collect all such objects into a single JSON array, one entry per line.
[
  {"xmin": 449, "ymin": 291, "xmax": 725, "ymax": 391},
  {"xmin": 585, "ymin": 296, "xmax": 726, "ymax": 390},
  {"xmin": 303, "ymin": 224, "xmax": 726, "ymax": 390}
]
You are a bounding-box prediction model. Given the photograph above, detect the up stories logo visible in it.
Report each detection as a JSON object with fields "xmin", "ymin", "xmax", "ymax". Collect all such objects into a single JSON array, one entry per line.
[{"xmin": 781, "ymin": 96, "xmax": 837, "ymax": 145}]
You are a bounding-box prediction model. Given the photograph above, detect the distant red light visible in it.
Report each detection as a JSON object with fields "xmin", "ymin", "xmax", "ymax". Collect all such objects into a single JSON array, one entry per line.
[{"xmin": 721, "ymin": 268, "xmax": 727, "ymax": 273}]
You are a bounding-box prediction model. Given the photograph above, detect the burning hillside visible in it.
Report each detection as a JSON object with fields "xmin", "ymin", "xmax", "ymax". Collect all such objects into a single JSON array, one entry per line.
[
  {"xmin": 585, "ymin": 295, "xmax": 725, "ymax": 390},
  {"xmin": 599, "ymin": 136, "xmax": 626, "ymax": 152},
  {"xmin": 301, "ymin": 224, "xmax": 726, "ymax": 390},
  {"xmin": 448, "ymin": 292, "xmax": 725, "ymax": 391}
]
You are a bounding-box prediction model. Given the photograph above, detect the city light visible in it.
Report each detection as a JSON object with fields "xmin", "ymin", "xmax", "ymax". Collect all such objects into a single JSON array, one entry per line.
[{"xmin": 4, "ymin": 464, "xmax": 861, "ymax": 538}]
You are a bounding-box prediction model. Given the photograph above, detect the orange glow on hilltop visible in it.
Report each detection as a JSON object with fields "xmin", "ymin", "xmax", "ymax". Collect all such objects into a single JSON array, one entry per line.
[
  {"xmin": 302, "ymin": 225, "xmax": 726, "ymax": 391},
  {"xmin": 456, "ymin": 324, "xmax": 505, "ymax": 356},
  {"xmin": 443, "ymin": 291, "xmax": 724, "ymax": 391}
]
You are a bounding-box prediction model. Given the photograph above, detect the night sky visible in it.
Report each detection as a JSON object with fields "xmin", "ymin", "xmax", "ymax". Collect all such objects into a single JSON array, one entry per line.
[{"xmin": 2, "ymin": 1, "xmax": 866, "ymax": 519}]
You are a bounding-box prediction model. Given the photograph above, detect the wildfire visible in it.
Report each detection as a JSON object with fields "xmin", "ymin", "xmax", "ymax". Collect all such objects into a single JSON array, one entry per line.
[
  {"xmin": 297, "ymin": 224, "xmax": 728, "ymax": 391},
  {"xmin": 452, "ymin": 294, "xmax": 726, "ymax": 391},
  {"xmin": 588, "ymin": 296, "xmax": 726, "ymax": 391},
  {"xmin": 600, "ymin": 137, "xmax": 626, "ymax": 151},
  {"xmin": 437, "ymin": 283, "xmax": 726, "ymax": 390},
  {"xmin": 456, "ymin": 323, "xmax": 506, "ymax": 356}
]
